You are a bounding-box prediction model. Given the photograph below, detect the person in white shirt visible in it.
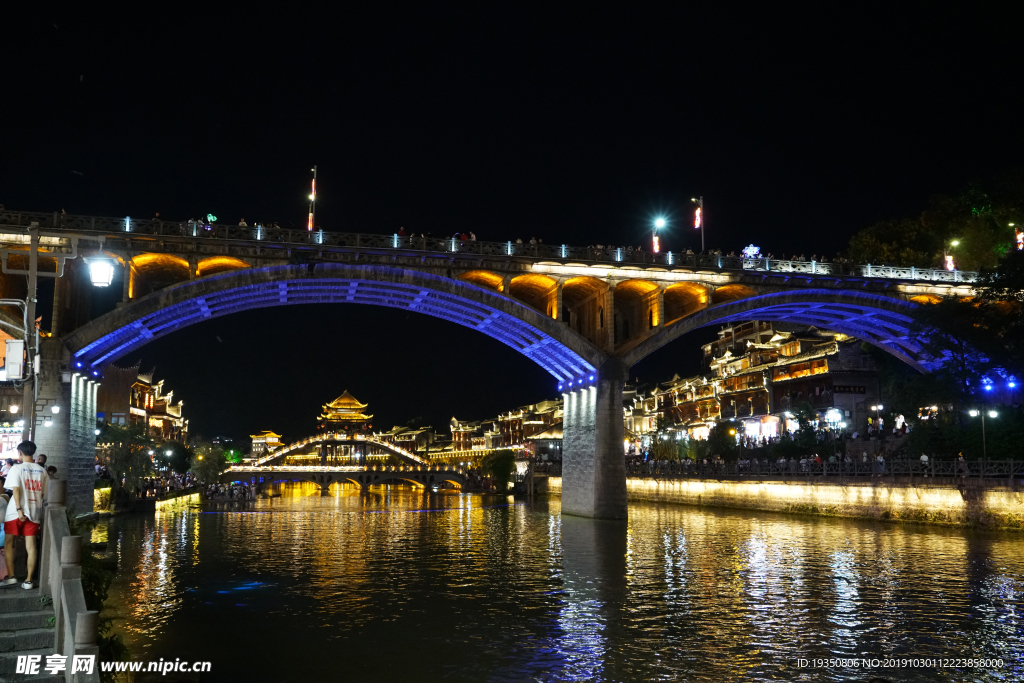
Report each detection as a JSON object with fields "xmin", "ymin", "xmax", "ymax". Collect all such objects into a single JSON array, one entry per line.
[{"xmin": 3, "ymin": 442, "xmax": 47, "ymax": 589}]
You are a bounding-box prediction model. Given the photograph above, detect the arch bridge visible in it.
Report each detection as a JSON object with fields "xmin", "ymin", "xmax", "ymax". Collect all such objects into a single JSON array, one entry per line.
[
  {"xmin": 220, "ymin": 464, "xmax": 468, "ymax": 494},
  {"xmin": 0, "ymin": 210, "xmax": 977, "ymax": 519}
]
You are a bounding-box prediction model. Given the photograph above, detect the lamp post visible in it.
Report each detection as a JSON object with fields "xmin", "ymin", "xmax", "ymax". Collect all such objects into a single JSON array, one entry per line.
[
  {"xmin": 652, "ymin": 216, "xmax": 666, "ymax": 253},
  {"xmin": 968, "ymin": 409, "xmax": 998, "ymax": 459},
  {"xmin": 870, "ymin": 404, "xmax": 883, "ymax": 435},
  {"xmin": 944, "ymin": 239, "xmax": 960, "ymax": 271},
  {"xmin": 307, "ymin": 165, "xmax": 317, "ymax": 231},
  {"xmin": 691, "ymin": 196, "xmax": 704, "ymax": 253}
]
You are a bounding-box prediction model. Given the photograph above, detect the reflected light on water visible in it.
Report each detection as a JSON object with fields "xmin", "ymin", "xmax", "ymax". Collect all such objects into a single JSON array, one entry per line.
[{"xmin": 94, "ymin": 481, "xmax": 1024, "ymax": 681}]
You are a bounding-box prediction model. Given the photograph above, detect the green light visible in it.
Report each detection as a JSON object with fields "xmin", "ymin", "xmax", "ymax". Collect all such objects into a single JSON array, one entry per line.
[{"xmin": 206, "ymin": 213, "xmax": 218, "ymax": 223}]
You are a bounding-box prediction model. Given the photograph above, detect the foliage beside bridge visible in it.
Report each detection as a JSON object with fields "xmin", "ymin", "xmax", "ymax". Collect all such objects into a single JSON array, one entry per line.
[{"xmin": 846, "ymin": 173, "xmax": 1024, "ymax": 270}]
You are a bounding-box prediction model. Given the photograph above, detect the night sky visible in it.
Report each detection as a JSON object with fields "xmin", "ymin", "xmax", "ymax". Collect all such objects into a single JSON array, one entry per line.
[{"xmin": 2, "ymin": 4, "xmax": 1023, "ymax": 443}]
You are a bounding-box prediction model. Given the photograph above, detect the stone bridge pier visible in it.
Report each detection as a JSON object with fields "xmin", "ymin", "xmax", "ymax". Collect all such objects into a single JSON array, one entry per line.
[
  {"xmin": 561, "ymin": 359, "xmax": 628, "ymax": 519},
  {"xmin": 30, "ymin": 339, "xmax": 98, "ymax": 514}
]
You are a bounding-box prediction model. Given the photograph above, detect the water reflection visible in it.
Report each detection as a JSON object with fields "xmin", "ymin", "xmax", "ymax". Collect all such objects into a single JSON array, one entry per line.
[{"xmin": 94, "ymin": 482, "xmax": 1024, "ymax": 682}]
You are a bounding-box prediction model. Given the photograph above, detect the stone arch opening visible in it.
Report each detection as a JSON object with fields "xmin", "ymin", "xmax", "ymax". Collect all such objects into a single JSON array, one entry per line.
[
  {"xmin": 562, "ymin": 276, "xmax": 608, "ymax": 347},
  {"xmin": 197, "ymin": 256, "xmax": 251, "ymax": 278},
  {"xmin": 130, "ymin": 254, "xmax": 190, "ymax": 297},
  {"xmin": 510, "ymin": 274, "xmax": 558, "ymax": 316},
  {"xmin": 712, "ymin": 284, "xmax": 757, "ymax": 305},
  {"xmin": 664, "ymin": 282, "xmax": 708, "ymax": 323},
  {"xmin": 459, "ymin": 270, "xmax": 504, "ymax": 293},
  {"xmin": 612, "ymin": 279, "xmax": 659, "ymax": 348}
]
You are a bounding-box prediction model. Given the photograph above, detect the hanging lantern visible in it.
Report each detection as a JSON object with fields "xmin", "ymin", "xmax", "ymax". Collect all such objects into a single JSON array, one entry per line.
[{"xmin": 87, "ymin": 258, "xmax": 116, "ymax": 287}]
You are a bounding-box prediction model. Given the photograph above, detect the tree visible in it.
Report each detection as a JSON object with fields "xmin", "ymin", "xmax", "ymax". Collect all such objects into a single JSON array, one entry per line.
[
  {"xmin": 907, "ymin": 298, "xmax": 1000, "ymax": 418},
  {"xmin": 154, "ymin": 441, "xmax": 192, "ymax": 474},
  {"xmin": 649, "ymin": 435, "xmax": 683, "ymax": 461},
  {"xmin": 845, "ymin": 174, "xmax": 1023, "ymax": 270},
  {"xmin": 977, "ymin": 247, "xmax": 1024, "ymax": 375},
  {"xmin": 707, "ymin": 422, "xmax": 739, "ymax": 459},
  {"xmin": 100, "ymin": 423, "xmax": 152, "ymax": 499},
  {"xmin": 481, "ymin": 449, "xmax": 516, "ymax": 492},
  {"xmin": 190, "ymin": 447, "xmax": 227, "ymax": 484}
]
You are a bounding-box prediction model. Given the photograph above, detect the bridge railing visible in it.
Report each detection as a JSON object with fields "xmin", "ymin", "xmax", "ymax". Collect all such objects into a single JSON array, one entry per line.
[
  {"xmin": 625, "ymin": 459, "xmax": 1024, "ymax": 481},
  {"xmin": 0, "ymin": 209, "xmax": 978, "ymax": 284},
  {"xmin": 224, "ymin": 463, "xmax": 465, "ymax": 475}
]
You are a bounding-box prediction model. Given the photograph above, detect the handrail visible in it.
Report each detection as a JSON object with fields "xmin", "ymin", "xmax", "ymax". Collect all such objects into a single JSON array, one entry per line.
[
  {"xmin": 40, "ymin": 481, "xmax": 100, "ymax": 683},
  {"xmin": 0, "ymin": 209, "xmax": 978, "ymax": 284}
]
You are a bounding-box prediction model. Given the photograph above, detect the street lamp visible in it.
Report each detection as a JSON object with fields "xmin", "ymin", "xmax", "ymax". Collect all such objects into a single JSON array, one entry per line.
[
  {"xmin": 308, "ymin": 165, "xmax": 317, "ymax": 231},
  {"xmin": 870, "ymin": 404, "xmax": 883, "ymax": 435},
  {"xmin": 944, "ymin": 239, "xmax": 959, "ymax": 271},
  {"xmin": 691, "ymin": 197, "xmax": 704, "ymax": 253},
  {"xmin": 968, "ymin": 409, "xmax": 998, "ymax": 458},
  {"xmin": 652, "ymin": 216, "xmax": 666, "ymax": 253},
  {"xmin": 86, "ymin": 257, "xmax": 116, "ymax": 287}
]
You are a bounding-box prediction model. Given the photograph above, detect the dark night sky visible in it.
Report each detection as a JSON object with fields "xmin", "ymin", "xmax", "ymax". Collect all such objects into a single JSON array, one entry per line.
[{"xmin": 2, "ymin": 3, "xmax": 1023, "ymax": 442}]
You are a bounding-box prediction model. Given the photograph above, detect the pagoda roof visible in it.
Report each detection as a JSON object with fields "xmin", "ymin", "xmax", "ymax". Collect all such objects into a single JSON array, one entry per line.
[
  {"xmin": 324, "ymin": 390, "xmax": 368, "ymax": 410},
  {"xmin": 251, "ymin": 431, "xmax": 282, "ymax": 439}
]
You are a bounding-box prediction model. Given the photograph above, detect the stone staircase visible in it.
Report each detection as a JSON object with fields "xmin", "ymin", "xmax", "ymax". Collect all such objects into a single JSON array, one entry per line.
[{"xmin": 0, "ymin": 586, "xmax": 61, "ymax": 683}]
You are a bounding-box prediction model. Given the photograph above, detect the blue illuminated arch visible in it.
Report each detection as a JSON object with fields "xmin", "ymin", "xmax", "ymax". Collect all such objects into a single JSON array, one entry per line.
[
  {"xmin": 64, "ymin": 264, "xmax": 604, "ymax": 381},
  {"xmin": 622, "ymin": 289, "xmax": 935, "ymax": 371}
]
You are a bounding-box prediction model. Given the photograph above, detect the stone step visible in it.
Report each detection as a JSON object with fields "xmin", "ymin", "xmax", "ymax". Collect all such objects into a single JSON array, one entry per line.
[
  {"xmin": 0, "ymin": 648, "xmax": 55, "ymax": 675},
  {"xmin": 0, "ymin": 611, "xmax": 53, "ymax": 632},
  {"xmin": 0, "ymin": 673, "xmax": 65, "ymax": 683},
  {"xmin": 0, "ymin": 588, "xmax": 49, "ymax": 614},
  {"xmin": 0, "ymin": 629, "xmax": 54, "ymax": 654}
]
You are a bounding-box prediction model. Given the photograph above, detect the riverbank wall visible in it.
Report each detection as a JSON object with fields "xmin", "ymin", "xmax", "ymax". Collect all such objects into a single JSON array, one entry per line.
[{"xmin": 543, "ymin": 477, "xmax": 1024, "ymax": 529}]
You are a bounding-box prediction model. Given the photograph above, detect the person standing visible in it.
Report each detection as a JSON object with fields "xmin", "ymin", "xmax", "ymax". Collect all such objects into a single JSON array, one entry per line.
[{"xmin": 2, "ymin": 441, "xmax": 47, "ymax": 589}]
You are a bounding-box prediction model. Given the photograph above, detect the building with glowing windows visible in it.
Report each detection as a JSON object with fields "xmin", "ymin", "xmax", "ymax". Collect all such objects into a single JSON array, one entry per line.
[
  {"xmin": 317, "ymin": 390, "xmax": 373, "ymax": 433},
  {"xmin": 96, "ymin": 364, "xmax": 188, "ymax": 442}
]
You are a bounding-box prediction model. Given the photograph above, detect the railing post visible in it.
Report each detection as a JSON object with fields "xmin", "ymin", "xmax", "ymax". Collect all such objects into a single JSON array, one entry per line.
[
  {"xmin": 75, "ymin": 611, "xmax": 98, "ymax": 646},
  {"xmin": 61, "ymin": 536, "xmax": 82, "ymax": 567}
]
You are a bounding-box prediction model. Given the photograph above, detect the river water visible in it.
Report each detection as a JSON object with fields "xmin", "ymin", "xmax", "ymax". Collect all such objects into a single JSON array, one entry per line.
[{"xmin": 91, "ymin": 482, "xmax": 1023, "ymax": 682}]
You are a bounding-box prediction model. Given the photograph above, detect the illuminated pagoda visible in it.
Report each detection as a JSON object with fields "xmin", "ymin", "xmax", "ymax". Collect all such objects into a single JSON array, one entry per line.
[{"xmin": 318, "ymin": 390, "xmax": 373, "ymax": 433}]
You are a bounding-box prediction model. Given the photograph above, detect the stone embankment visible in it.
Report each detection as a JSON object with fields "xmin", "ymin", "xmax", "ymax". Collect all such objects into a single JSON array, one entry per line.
[{"xmin": 545, "ymin": 477, "xmax": 1024, "ymax": 529}]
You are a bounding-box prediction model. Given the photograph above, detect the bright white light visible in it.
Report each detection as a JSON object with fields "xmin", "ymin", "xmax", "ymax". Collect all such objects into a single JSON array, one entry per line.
[
  {"xmin": 43, "ymin": 419, "xmax": 52, "ymax": 428},
  {"xmin": 877, "ymin": 405, "xmax": 883, "ymax": 410},
  {"xmin": 653, "ymin": 217, "xmax": 667, "ymax": 229},
  {"xmin": 94, "ymin": 429, "xmax": 101, "ymax": 436},
  {"xmin": 148, "ymin": 450, "xmax": 155, "ymax": 455},
  {"xmin": 8, "ymin": 405, "xmax": 17, "ymax": 414},
  {"xmin": 50, "ymin": 405, "xmax": 59, "ymax": 414},
  {"xmin": 988, "ymin": 410, "xmax": 998, "ymax": 418},
  {"xmin": 88, "ymin": 259, "xmax": 116, "ymax": 287},
  {"xmin": 950, "ymin": 240, "xmax": 960, "ymax": 247},
  {"xmin": 969, "ymin": 409, "xmax": 979, "ymax": 417},
  {"xmin": 165, "ymin": 450, "xmax": 172, "ymax": 456},
  {"xmin": 839, "ymin": 422, "xmax": 847, "ymax": 428}
]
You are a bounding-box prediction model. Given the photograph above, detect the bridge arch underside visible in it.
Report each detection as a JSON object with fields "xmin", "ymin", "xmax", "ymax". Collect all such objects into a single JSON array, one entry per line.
[
  {"xmin": 64, "ymin": 264, "xmax": 604, "ymax": 381},
  {"xmin": 623, "ymin": 289, "xmax": 936, "ymax": 372}
]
